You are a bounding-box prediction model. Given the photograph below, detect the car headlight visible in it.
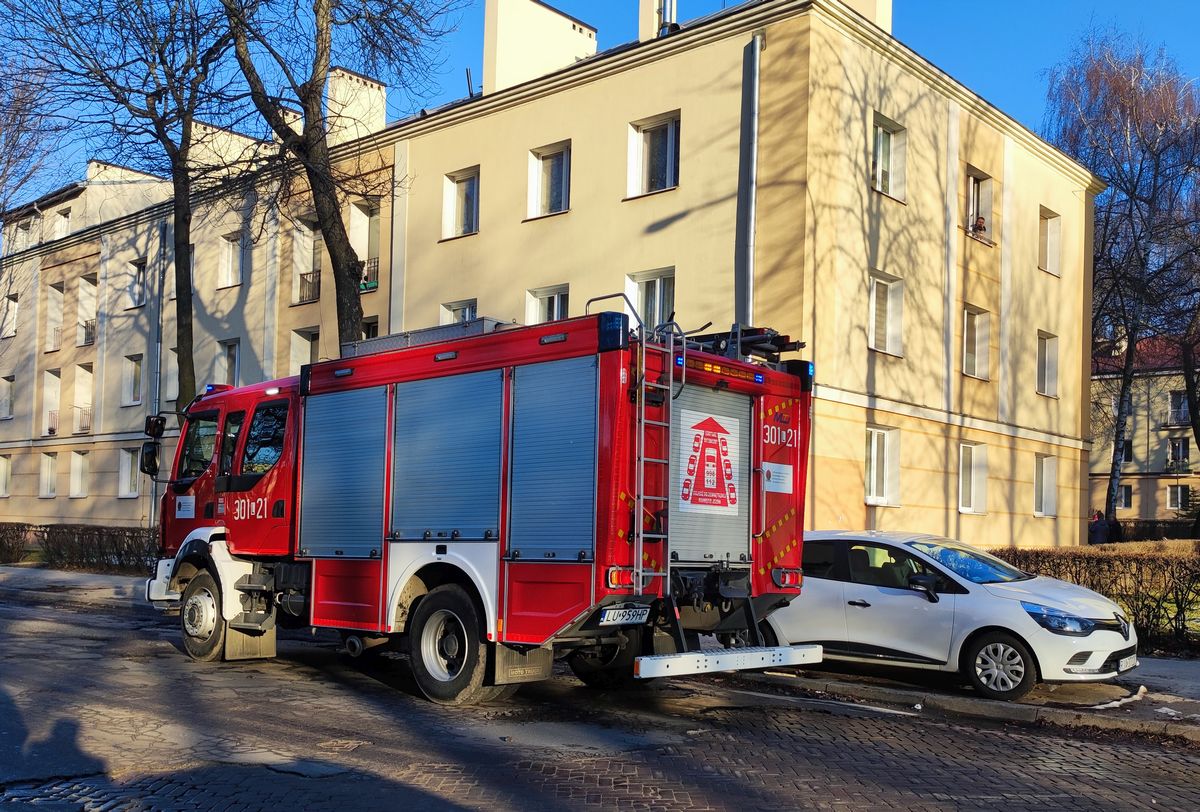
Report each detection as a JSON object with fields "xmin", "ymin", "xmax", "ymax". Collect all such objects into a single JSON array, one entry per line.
[{"xmin": 1022, "ymin": 602, "xmax": 1095, "ymax": 636}]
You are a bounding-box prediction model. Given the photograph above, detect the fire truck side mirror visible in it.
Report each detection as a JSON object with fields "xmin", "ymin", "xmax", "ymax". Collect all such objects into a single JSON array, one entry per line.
[
  {"xmin": 139, "ymin": 441, "xmax": 160, "ymax": 478},
  {"xmin": 144, "ymin": 415, "xmax": 166, "ymax": 438}
]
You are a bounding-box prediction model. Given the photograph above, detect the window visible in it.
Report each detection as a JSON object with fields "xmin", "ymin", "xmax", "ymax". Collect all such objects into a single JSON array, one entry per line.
[
  {"xmin": 45, "ymin": 283, "xmax": 64, "ymax": 351},
  {"xmin": 959, "ymin": 442, "xmax": 988, "ymax": 514},
  {"xmin": 1168, "ymin": 484, "xmax": 1190, "ymax": 511},
  {"xmin": 1039, "ymin": 207, "xmax": 1061, "ymax": 275},
  {"xmin": 443, "ymin": 167, "xmax": 480, "ymax": 238},
  {"xmin": 800, "ymin": 540, "xmax": 837, "ymax": 579},
  {"xmin": 637, "ymin": 271, "xmax": 675, "ymax": 329},
  {"xmin": 219, "ymin": 233, "xmax": 243, "ymax": 287},
  {"xmin": 0, "ymin": 454, "xmax": 9, "ymax": 497},
  {"xmin": 848, "ymin": 542, "xmax": 944, "ymax": 590},
  {"xmin": 631, "ymin": 112, "xmax": 680, "ymax": 196},
  {"xmin": 966, "ymin": 168, "xmax": 994, "ymax": 241},
  {"xmin": 1117, "ymin": 437, "xmax": 1133, "ymax": 463},
  {"xmin": 868, "ymin": 273, "xmax": 903, "ymax": 355},
  {"xmin": 1, "ymin": 294, "xmax": 18, "ymax": 338},
  {"xmin": 77, "ymin": 275, "xmax": 98, "ymax": 345},
  {"xmin": 1111, "ymin": 391, "xmax": 1131, "ymax": 416},
  {"xmin": 528, "ymin": 285, "xmax": 569, "ymax": 324},
  {"xmin": 1036, "ymin": 332, "xmax": 1058, "ymax": 396},
  {"xmin": 39, "ymin": 452, "xmax": 57, "ymax": 498},
  {"xmin": 1116, "ymin": 484, "xmax": 1132, "ymax": 510},
  {"xmin": 531, "ymin": 142, "xmax": 571, "ymax": 216},
  {"xmin": 362, "ymin": 318, "xmax": 379, "ymax": 340},
  {"xmin": 441, "ymin": 300, "xmax": 477, "ymax": 325},
  {"xmin": 0, "ymin": 375, "xmax": 12, "ymax": 419},
  {"xmin": 1169, "ymin": 437, "xmax": 1190, "ymax": 468},
  {"xmin": 290, "ymin": 328, "xmax": 319, "ymax": 375},
  {"xmin": 12, "ymin": 219, "xmax": 32, "ymax": 252},
  {"xmin": 69, "ymin": 451, "xmax": 88, "ymax": 498},
  {"xmin": 178, "ymin": 412, "xmax": 219, "ymax": 478},
  {"xmin": 122, "ymin": 354, "xmax": 143, "ymax": 405},
  {"xmin": 165, "ymin": 348, "xmax": 179, "ymax": 402},
  {"xmin": 963, "ymin": 306, "xmax": 990, "ymax": 378},
  {"xmin": 865, "ymin": 426, "xmax": 899, "ymax": 506},
  {"xmin": 128, "ymin": 259, "xmax": 147, "ymax": 308},
  {"xmin": 349, "ymin": 200, "xmax": 381, "ymax": 292},
  {"xmin": 871, "ymin": 112, "xmax": 906, "ymax": 199},
  {"xmin": 119, "ymin": 448, "xmax": 139, "ymax": 498},
  {"xmin": 54, "ymin": 208, "xmax": 71, "ymax": 239},
  {"xmin": 42, "ymin": 369, "xmax": 60, "ymax": 436},
  {"xmin": 241, "ymin": 401, "xmax": 289, "ymax": 475},
  {"xmin": 73, "ymin": 363, "xmax": 92, "ymax": 433},
  {"xmin": 219, "ymin": 411, "xmax": 245, "ymax": 476},
  {"xmin": 293, "ymin": 223, "xmax": 321, "ymax": 304},
  {"xmin": 220, "ymin": 339, "xmax": 240, "ymax": 386},
  {"xmin": 1169, "ymin": 391, "xmax": 1190, "ymax": 425},
  {"xmin": 1034, "ymin": 454, "xmax": 1057, "ymax": 517}
]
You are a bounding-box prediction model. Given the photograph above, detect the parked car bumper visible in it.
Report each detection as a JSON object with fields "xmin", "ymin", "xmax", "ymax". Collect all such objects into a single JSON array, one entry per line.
[{"xmin": 1035, "ymin": 627, "xmax": 1139, "ymax": 682}]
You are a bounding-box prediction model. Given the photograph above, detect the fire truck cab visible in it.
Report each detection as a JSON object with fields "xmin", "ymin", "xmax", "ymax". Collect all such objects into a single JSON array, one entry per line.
[{"xmin": 144, "ymin": 306, "xmax": 821, "ymax": 704}]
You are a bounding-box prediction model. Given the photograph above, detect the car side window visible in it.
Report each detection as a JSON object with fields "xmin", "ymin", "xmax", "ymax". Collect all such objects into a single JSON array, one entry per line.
[
  {"xmin": 848, "ymin": 542, "xmax": 939, "ymax": 589},
  {"xmin": 219, "ymin": 411, "xmax": 245, "ymax": 476},
  {"xmin": 178, "ymin": 412, "xmax": 219, "ymax": 479},
  {"xmin": 240, "ymin": 401, "xmax": 289, "ymax": 475},
  {"xmin": 801, "ymin": 540, "xmax": 838, "ymax": 579}
]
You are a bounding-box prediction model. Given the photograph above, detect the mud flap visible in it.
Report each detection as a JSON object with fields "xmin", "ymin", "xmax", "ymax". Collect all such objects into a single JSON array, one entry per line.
[
  {"xmin": 224, "ymin": 626, "xmax": 277, "ymax": 661},
  {"xmin": 493, "ymin": 643, "xmax": 553, "ymax": 685}
]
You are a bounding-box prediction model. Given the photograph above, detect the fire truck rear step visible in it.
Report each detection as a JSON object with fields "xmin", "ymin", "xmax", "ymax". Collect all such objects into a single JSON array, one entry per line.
[{"xmin": 633, "ymin": 644, "xmax": 822, "ymax": 679}]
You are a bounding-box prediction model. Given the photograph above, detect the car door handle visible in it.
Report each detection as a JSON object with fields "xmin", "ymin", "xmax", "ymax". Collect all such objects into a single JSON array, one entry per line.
[{"xmin": 847, "ymin": 600, "xmax": 871, "ymax": 608}]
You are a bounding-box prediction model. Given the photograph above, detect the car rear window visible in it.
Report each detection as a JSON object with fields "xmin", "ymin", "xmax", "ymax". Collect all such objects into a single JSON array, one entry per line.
[{"xmin": 801, "ymin": 540, "xmax": 837, "ymax": 579}]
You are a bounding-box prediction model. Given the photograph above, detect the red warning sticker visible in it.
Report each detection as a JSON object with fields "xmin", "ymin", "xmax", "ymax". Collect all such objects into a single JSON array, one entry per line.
[{"xmin": 678, "ymin": 409, "xmax": 740, "ymax": 515}]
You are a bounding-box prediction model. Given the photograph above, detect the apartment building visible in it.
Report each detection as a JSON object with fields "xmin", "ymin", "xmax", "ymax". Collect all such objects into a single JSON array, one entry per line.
[
  {"xmin": 1090, "ymin": 338, "xmax": 1198, "ymax": 524},
  {"xmin": 0, "ymin": 0, "xmax": 1101, "ymax": 547}
]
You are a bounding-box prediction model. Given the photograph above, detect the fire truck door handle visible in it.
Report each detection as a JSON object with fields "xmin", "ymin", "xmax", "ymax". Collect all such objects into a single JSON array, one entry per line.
[{"xmin": 752, "ymin": 467, "xmax": 766, "ymax": 538}]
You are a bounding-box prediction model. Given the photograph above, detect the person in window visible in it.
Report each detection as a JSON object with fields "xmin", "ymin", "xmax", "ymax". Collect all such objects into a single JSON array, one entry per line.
[{"xmin": 971, "ymin": 215, "xmax": 987, "ymax": 237}]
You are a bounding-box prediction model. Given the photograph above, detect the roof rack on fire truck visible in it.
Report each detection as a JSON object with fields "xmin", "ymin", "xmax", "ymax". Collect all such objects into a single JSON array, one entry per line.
[{"xmin": 685, "ymin": 324, "xmax": 805, "ymax": 365}]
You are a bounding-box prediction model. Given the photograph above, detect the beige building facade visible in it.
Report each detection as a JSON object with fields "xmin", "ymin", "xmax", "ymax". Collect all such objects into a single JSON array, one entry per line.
[{"xmin": 0, "ymin": 0, "xmax": 1100, "ymax": 547}]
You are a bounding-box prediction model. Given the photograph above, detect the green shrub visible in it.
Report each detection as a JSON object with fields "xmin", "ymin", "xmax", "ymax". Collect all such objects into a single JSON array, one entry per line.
[{"xmin": 989, "ymin": 546, "xmax": 1200, "ymax": 647}]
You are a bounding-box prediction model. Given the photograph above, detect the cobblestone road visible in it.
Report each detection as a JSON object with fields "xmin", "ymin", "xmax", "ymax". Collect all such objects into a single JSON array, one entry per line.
[{"xmin": 1, "ymin": 598, "xmax": 1197, "ymax": 811}]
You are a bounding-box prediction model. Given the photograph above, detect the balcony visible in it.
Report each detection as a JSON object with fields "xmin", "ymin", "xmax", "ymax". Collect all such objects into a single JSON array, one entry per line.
[
  {"xmin": 78, "ymin": 319, "xmax": 96, "ymax": 346},
  {"xmin": 73, "ymin": 405, "xmax": 92, "ymax": 434},
  {"xmin": 46, "ymin": 326, "xmax": 61, "ymax": 352},
  {"xmin": 44, "ymin": 409, "xmax": 58, "ymax": 436},
  {"xmin": 1163, "ymin": 408, "xmax": 1192, "ymax": 427},
  {"xmin": 297, "ymin": 271, "xmax": 320, "ymax": 304},
  {"xmin": 359, "ymin": 257, "xmax": 379, "ymax": 292}
]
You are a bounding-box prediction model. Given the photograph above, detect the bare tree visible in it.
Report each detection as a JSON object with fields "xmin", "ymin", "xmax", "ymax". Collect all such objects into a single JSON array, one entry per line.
[
  {"xmin": 219, "ymin": 0, "xmax": 462, "ymax": 347},
  {"xmin": 0, "ymin": 59, "xmax": 61, "ymax": 215},
  {"xmin": 1045, "ymin": 30, "xmax": 1200, "ymax": 518},
  {"xmin": 1, "ymin": 0, "xmax": 252, "ymax": 410}
]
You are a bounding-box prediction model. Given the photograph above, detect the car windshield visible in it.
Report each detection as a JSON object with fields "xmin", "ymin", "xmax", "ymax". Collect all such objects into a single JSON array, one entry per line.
[{"xmin": 905, "ymin": 537, "xmax": 1030, "ymax": 584}]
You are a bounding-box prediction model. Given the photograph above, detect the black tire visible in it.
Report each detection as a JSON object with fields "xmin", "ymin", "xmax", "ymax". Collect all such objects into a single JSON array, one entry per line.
[
  {"xmin": 758, "ymin": 621, "xmax": 780, "ymax": 648},
  {"xmin": 180, "ymin": 571, "xmax": 226, "ymax": 662},
  {"xmin": 476, "ymin": 684, "xmax": 521, "ymax": 703},
  {"xmin": 962, "ymin": 631, "xmax": 1038, "ymax": 701},
  {"xmin": 407, "ymin": 584, "xmax": 488, "ymax": 705}
]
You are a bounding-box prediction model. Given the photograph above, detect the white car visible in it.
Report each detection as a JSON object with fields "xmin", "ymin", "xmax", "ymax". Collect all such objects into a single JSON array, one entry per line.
[{"xmin": 764, "ymin": 531, "xmax": 1138, "ymax": 700}]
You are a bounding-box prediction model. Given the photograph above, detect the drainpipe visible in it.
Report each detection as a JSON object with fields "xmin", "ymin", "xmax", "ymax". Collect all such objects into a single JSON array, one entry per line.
[
  {"xmin": 148, "ymin": 219, "xmax": 167, "ymax": 532},
  {"xmin": 734, "ymin": 30, "xmax": 765, "ymax": 328}
]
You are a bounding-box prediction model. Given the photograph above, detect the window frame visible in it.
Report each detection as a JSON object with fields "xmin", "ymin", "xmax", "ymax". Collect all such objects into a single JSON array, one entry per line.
[
  {"xmin": 962, "ymin": 306, "xmax": 990, "ymax": 379},
  {"xmin": 965, "ymin": 168, "xmax": 994, "ymax": 242},
  {"xmin": 629, "ymin": 111, "xmax": 681, "ymax": 197},
  {"xmin": 1039, "ymin": 206, "xmax": 1062, "ymax": 276},
  {"xmin": 529, "ymin": 141, "xmax": 572, "ymax": 218},
  {"xmin": 443, "ymin": 167, "xmax": 481, "ymax": 239},
  {"xmin": 0, "ymin": 454, "xmax": 11, "ymax": 497},
  {"xmin": 1036, "ymin": 331, "xmax": 1058, "ymax": 397},
  {"xmin": 122, "ymin": 354, "xmax": 143, "ymax": 406},
  {"xmin": 0, "ymin": 374, "xmax": 13, "ymax": 419},
  {"xmin": 441, "ymin": 299, "xmax": 478, "ymax": 325},
  {"xmin": 219, "ymin": 339, "xmax": 240, "ymax": 387},
  {"xmin": 870, "ymin": 112, "xmax": 906, "ymax": 200},
  {"xmin": 868, "ymin": 272, "xmax": 903, "ymax": 356},
  {"xmin": 39, "ymin": 452, "xmax": 57, "ymax": 498},
  {"xmin": 128, "ymin": 258, "xmax": 148, "ymax": 309},
  {"xmin": 959, "ymin": 442, "xmax": 988, "ymax": 514},
  {"xmin": 632, "ymin": 270, "xmax": 676, "ymax": 329},
  {"xmin": 218, "ymin": 232, "xmax": 244, "ymax": 288},
  {"xmin": 865, "ymin": 426, "xmax": 899, "ymax": 507},
  {"xmin": 1116, "ymin": 484, "xmax": 1133, "ymax": 510},
  {"xmin": 118, "ymin": 448, "xmax": 140, "ymax": 498},
  {"xmin": 1033, "ymin": 453, "xmax": 1057, "ymax": 517},
  {"xmin": 527, "ymin": 285, "xmax": 570, "ymax": 324},
  {"xmin": 69, "ymin": 450, "xmax": 89, "ymax": 498},
  {"xmin": 1168, "ymin": 484, "xmax": 1190, "ymax": 511},
  {"xmin": 1, "ymin": 293, "xmax": 17, "ymax": 338}
]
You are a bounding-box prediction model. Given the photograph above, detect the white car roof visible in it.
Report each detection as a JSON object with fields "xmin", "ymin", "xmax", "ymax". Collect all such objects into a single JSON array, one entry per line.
[{"xmin": 805, "ymin": 529, "xmax": 972, "ymax": 547}]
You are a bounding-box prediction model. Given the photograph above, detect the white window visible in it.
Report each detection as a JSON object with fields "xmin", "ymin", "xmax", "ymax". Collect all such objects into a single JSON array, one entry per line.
[
  {"xmin": 959, "ymin": 442, "xmax": 988, "ymax": 514},
  {"xmin": 441, "ymin": 299, "xmax": 477, "ymax": 325},
  {"xmin": 1036, "ymin": 331, "xmax": 1058, "ymax": 397},
  {"xmin": 165, "ymin": 348, "xmax": 179, "ymax": 402},
  {"xmin": 630, "ymin": 113, "xmax": 681, "ymax": 196},
  {"xmin": 868, "ymin": 273, "xmax": 903, "ymax": 355},
  {"xmin": 443, "ymin": 167, "xmax": 480, "ymax": 238},
  {"xmin": 77, "ymin": 275, "xmax": 98, "ymax": 344},
  {"xmin": 128, "ymin": 259, "xmax": 147, "ymax": 308},
  {"xmin": 1039, "ymin": 207, "xmax": 1061, "ymax": 275},
  {"xmin": 0, "ymin": 454, "xmax": 10, "ymax": 497},
  {"xmin": 13, "ymin": 219, "xmax": 32, "ymax": 252},
  {"xmin": 0, "ymin": 375, "xmax": 12, "ymax": 419},
  {"xmin": 220, "ymin": 339, "xmax": 240, "ymax": 386},
  {"xmin": 45, "ymin": 283, "xmax": 64, "ymax": 351},
  {"xmin": 293, "ymin": 222, "xmax": 321, "ymax": 303},
  {"xmin": 219, "ymin": 233, "xmax": 243, "ymax": 287},
  {"xmin": 1169, "ymin": 391, "xmax": 1190, "ymax": 425},
  {"xmin": 119, "ymin": 448, "xmax": 139, "ymax": 498},
  {"xmin": 1033, "ymin": 454, "xmax": 1057, "ymax": 517},
  {"xmin": 39, "ymin": 452, "xmax": 57, "ymax": 498},
  {"xmin": 865, "ymin": 426, "xmax": 899, "ymax": 506},
  {"xmin": 871, "ymin": 112, "xmax": 906, "ymax": 199},
  {"xmin": 530, "ymin": 142, "xmax": 571, "ymax": 217},
  {"xmin": 1168, "ymin": 484, "xmax": 1190, "ymax": 511},
  {"xmin": 69, "ymin": 451, "xmax": 88, "ymax": 498},
  {"xmin": 966, "ymin": 168, "xmax": 994, "ymax": 241},
  {"xmin": 289, "ymin": 328, "xmax": 320, "ymax": 375},
  {"xmin": 1169, "ymin": 437, "xmax": 1190, "ymax": 466},
  {"xmin": 528, "ymin": 285, "xmax": 570, "ymax": 324},
  {"xmin": 963, "ymin": 306, "xmax": 990, "ymax": 378},
  {"xmin": 636, "ymin": 271, "xmax": 675, "ymax": 329},
  {"xmin": 123, "ymin": 354, "xmax": 143, "ymax": 405},
  {"xmin": 1116, "ymin": 484, "xmax": 1132, "ymax": 510},
  {"xmin": 54, "ymin": 208, "xmax": 71, "ymax": 239},
  {"xmin": 1, "ymin": 293, "xmax": 18, "ymax": 338}
]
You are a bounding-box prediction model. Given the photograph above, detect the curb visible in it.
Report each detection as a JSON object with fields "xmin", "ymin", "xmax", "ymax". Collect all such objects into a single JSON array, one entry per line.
[{"xmin": 747, "ymin": 671, "xmax": 1200, "ymax": 744}]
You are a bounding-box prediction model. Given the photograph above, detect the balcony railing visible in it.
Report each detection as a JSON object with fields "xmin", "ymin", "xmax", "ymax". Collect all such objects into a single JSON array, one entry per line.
[
  {"xmin": 78, "ymin": 319, "xmax": 96, "ymax": 346},
  {"xmin": 1164, "ymin": 408, "xmax": 1192, "ymax": 427},
  {"xmin": 297, "ymin": 271, "xmax": 320, "ymax": 304},
  {"xmin": 73, "ymin": 405, "xmax": 92, "ymax": 434},
  {"xmin": 359, "ymin": 257, "xmax": 379, "ymax": 292},
  {"xmin": 46, "ymin": 326, "xmax": 61, "ymax": 352},
  {"xmin": 45, "ymin": 409, "xmax": 58, "ymax": 436}
]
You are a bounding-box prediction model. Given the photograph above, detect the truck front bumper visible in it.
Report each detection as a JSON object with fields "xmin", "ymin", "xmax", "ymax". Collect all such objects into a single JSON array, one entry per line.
[
  {"xmin": 145, "ymin": 558, "xmax": 182, "ymax": 606},
  {"xmin": 634, "ymin": 643, "xmax": 822, "ymax": 679}
]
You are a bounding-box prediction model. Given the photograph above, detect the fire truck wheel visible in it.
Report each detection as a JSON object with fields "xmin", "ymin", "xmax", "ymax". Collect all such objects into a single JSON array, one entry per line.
[
  {"xmin": 408, "ymin": 584, "xmax": 488, "ymax": 705},
  {"xmin": 568, "ymin": 633, "xmax": 650, "ymax": 690},
  {"xmin": 180, "ymin": 571, "xmax": 226, "ymax": 662},
  {"xmin": 476, "ymin": 684, "xmax": 520, "ymax": 703}
]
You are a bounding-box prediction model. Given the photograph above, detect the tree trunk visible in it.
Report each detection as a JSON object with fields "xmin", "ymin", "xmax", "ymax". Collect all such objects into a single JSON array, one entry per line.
[
  {"xmin": 170, "ymin": 167, "xmax": 197, "ymax": 414},
  {"xmin": 1106, "ymin": 331, "xmax": 1140, "ymax": 518}
]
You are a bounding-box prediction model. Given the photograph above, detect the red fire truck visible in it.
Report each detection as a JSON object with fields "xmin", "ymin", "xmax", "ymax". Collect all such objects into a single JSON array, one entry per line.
[{"xmin": 143, "ymin": 302, "xmax": 820, "ymax": 704}]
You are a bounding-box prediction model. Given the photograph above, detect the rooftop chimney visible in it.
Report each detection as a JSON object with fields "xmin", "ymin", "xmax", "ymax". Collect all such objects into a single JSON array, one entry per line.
[
  {"xmin": 841, "ymin": 0, "xmax": 892, "ymax": 33},
  {"xmin": 325, "ymin": 68, "xmax": 387, "ymax": 147},
  {"xmin": 483, "ymin": 0, "xmax": 597, "ymax": 95},
  {"xmin": 638, "ymin": 0, "xmax": 677, "ymax": 42}
]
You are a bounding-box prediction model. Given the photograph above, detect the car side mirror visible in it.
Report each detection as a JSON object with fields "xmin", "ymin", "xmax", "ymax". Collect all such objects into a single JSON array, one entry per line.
[
  {"xmin": 908, "ymin": 573, "xmax": 940, "ymax": 603},
  {"xmin": 139, "ymin": 441, "xmax": 160, "ymax": 477},
  {"xmin": 144, "ymin": 414, "xmax": 166, "ymax": 438}
]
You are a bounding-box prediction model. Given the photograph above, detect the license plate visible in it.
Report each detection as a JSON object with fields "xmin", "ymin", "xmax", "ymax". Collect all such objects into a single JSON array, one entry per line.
[
  {"xmin": 1119, "ymin": 655, "xmax": 1137, "ymax": 672},
  {"xmin": 599, "ymin": 606, "xmax": 650, "ymax": 626}
]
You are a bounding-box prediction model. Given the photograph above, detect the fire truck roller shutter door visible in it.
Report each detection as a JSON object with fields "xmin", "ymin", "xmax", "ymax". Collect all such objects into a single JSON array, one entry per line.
[{"xmin": 300, "ymin": 386, "xmax": 388, "ymax": 558}]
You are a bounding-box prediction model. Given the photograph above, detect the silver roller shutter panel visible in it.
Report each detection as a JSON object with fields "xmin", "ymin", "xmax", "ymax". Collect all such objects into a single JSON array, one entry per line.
[
  {"xmin": 300, "ymin": 386, "xmax": 388, "ymax": 558},
  {"xmin": 508, "ymin": 355, "xmax": 599, "ymax": 561}
]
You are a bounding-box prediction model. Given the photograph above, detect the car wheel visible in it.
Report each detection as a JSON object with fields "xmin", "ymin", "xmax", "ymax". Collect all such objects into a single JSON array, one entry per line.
[{"xmin": 963, "ymin": 631, "xmax": 1037, "ymax": 701}]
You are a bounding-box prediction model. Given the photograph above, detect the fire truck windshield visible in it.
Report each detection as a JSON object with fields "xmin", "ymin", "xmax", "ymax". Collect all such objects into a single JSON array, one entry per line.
[{"xmin": 178, "ymin": 412, "xmax": 219, "ymax": 479}]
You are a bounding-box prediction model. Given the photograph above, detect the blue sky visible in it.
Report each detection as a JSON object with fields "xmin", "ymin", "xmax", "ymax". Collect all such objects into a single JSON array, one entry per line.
[{"xmin": 416, "ymin": 0, "xmax": 1200, "ymax": 135}]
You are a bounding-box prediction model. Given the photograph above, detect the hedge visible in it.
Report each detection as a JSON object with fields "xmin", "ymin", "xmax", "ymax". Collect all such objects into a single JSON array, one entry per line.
[
  {"xmin": 0, "ymin": 522, "xmax": 157, "ymax": 574},
  {"xmin": 989, "ymin": 544, "xmax": 1200, "ymax": 647},
  {"xmin": 0, "ymin": 523, "xmax": 29, "ymax": 564}
]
